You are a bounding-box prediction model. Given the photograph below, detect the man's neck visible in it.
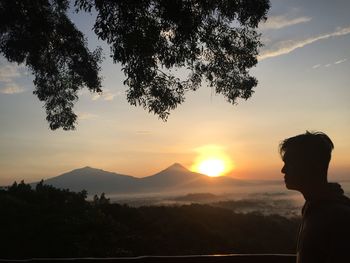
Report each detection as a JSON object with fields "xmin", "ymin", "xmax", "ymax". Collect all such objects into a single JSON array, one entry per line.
[{"xmin": 301, "ymin": 181, "xmax": 329, "ymax": 201}]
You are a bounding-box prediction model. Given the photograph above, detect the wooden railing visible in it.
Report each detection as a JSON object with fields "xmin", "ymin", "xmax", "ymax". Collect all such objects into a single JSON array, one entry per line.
[{"xmin": 0, "ymin": 254, "xmax": 296, "ymax": 263}]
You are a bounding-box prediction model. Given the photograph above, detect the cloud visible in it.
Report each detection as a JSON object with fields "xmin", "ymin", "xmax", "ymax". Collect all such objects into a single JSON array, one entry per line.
[
  {"xmin": 91, "ymin": 89, "xmax": 121, "ymax": 101},
  {"xmin": 311, "ymin": 58, "xmax": 347, "ymax": 69},
  {"xmin": 103, "ymin": 92, "xmax": 117, "ymax": 101},
  {"xmin": 77, "ymin": 112, "xmax": 98, "ymax": 120},
  {"xmin": 0, "ymin": 83, "xmax": 25, "ymax": 94},
  {"xmin": 0, "ymin": 63, "xmax": 27, "ymax": 94},
  {"xmin": 261, "ymin": 15, "xmax": 311, "ymax": 30},
  {"xmin": 0, "ymin": 64, "xmax": 21, "ymax": 82},
  {"xmin": 334, "ymin": 58, "xmax": 347, "ymax": 64},
  {"xmin": 91, "ymin": 93, "xmax": 101, "ymax": 101},
  {"xmin": 259, "ymin": 26, "xmax": 350, "ymax": 61}
]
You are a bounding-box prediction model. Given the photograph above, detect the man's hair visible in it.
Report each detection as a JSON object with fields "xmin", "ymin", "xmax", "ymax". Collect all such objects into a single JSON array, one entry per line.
[{"xmin": 279, "ymin": 131, "xmax": 334, "ymax": 173}]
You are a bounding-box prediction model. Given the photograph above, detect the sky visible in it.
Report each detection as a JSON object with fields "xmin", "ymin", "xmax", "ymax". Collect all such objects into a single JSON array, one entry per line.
[{"xmin": 0, "ymin": 0, "xmax": 350, "ymax": 185}]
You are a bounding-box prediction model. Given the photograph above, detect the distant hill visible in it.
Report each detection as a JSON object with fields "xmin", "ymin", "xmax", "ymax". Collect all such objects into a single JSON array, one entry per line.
[
  {"xmin": 38, "ymin": 166, "xmax": 138, "ymax": 194},
  {"xmin": 34, "ymin": 163, "xmax": 257, "ymax": 195},
  {"xmin": 139, "ymin": 163, "xmax": 208, "ymax": 189}
]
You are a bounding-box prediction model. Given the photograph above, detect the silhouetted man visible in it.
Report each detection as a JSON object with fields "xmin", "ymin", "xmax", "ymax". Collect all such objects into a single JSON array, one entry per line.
[{"xmin": 280, "ymin": 131, "xmax": 350, "ymax": 263}]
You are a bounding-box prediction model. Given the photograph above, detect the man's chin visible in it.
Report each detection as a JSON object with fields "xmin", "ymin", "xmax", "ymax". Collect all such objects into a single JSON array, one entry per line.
[{"xmin": 285, "ymin": 181, "xmax": 299, "ymax": 190}]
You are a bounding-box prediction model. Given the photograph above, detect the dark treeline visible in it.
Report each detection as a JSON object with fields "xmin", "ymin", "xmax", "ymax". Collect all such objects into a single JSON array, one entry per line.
[{"xmin": 0, "ymin": 181, "xmax": 299, "ymax": 259}]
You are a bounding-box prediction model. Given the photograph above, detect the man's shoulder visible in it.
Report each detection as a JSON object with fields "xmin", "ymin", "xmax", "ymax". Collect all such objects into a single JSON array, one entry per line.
[{"xmin": 306, "ymin": 198, "xmax": 350, "ymax": 224}]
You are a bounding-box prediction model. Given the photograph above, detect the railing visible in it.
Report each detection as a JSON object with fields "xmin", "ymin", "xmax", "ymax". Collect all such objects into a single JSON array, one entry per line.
[{"xmin": 0, "ymin": 254, "xmax": 296, "ymax": 263}]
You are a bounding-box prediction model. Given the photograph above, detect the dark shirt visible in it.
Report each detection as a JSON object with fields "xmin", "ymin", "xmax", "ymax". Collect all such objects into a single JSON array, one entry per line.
[{"xmin": 297, "ymin": 183, "xmax": 350, "ymax": 263}]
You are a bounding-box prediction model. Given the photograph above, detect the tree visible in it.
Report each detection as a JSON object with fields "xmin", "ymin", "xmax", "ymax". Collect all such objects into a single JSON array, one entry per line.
[
  {"xmin": 0, "ymin": 0, "xmax": 102, "ymax": 130},
  {"xmin": 92, "ymin": 192, "xmax": 110, "ymax": 206},
  {"xmin": 1, "ymin": 0, "xmax": 270, "ymax": 130}
]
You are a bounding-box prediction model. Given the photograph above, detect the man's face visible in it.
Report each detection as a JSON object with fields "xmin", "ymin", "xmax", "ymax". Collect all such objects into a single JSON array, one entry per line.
[{"xmin": 281, "ymin": 151, "xmax": 307, "ymax": 191}]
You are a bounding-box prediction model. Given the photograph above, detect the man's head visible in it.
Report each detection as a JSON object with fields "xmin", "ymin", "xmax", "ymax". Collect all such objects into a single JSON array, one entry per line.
[{"xmin": 279, "ymin": 131, "xmax": 334, "ymax": 191}]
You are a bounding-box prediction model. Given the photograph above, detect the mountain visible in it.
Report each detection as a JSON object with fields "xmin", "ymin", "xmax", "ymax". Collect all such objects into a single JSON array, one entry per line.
[
  {"xmin": 36, "ymin": 163, "xmax": 252, "ymax": 196},
  {"xmin": 40, "ymin": 166, "xmax": 138, "ymax": 194},
  {"xmin": 140, "ymin": 163, "xmax": 208, "ymax": 189}
]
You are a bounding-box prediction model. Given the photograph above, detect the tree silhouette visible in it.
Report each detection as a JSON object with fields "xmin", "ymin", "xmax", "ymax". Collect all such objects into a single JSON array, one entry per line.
[
  {"xmin": 0, "ymin": 181, "xmax": 299, "ymax": 258},
  {"xmin": 0, "ymin": 0, "xmax": 102, "ymax": 130},
  {"xmin": 1, "ymin": 0, "xmax": 270, "ymax": 130}
]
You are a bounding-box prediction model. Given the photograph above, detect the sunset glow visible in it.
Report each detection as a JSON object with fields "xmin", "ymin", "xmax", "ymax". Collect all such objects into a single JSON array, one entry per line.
[
  {"xmin": 1, "ymin": 0, "xmax": 350, "ymax": 185},
  {"xmin": 191, "ymin": 145, "xmax": 234, "ymax": 177},
  {"xmin": 198, "ymin": 159, "xmax": 225, "ymax": 177}
]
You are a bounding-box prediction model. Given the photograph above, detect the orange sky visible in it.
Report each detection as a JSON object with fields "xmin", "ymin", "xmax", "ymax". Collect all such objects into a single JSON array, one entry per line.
[{"xmin": 0, "ymin": 0, "xmax": 350, "ymax": 185}]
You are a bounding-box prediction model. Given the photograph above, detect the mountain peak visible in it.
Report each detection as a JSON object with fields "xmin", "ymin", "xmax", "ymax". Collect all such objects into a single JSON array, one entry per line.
[
  {"xmin": 167, "ymin": 163, "xmax": 188, "ymax": 171},
  {"xmin": 74, "ymin": 166, "xmax": 96, "ymax": 170},
  {"xmin": 73, "ymin": 166, "xmax": 102, "ymax": 173},
  {"xmin": 81, "ymin": 166, "xmax": 94, "ymax": 170}
]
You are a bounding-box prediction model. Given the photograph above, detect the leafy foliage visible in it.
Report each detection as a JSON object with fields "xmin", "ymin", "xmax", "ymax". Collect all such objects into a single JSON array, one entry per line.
[
  {"xmin": 77, "ymin": 0, "xmax": 270, "ymax": 120},
  {"xmin": 1, "ymin": 0, "xmax": 269, "ymax": 130},
  {"xmin": 0, "ymin": 181, "xmax": 299, "ymax": 259},
  {"xmin": 0, "ymin": 0, "xmax": 102, "ymax": 130}
]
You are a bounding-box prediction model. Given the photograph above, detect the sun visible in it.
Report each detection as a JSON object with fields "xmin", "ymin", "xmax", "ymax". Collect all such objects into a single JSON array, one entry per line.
[
  {"xmin": 191, "ymin": 145, "xmax": 234, "ymax": 177},
  {"xmin": 198, "ymin": 159, "xmax": 225, "ymax": 177}
]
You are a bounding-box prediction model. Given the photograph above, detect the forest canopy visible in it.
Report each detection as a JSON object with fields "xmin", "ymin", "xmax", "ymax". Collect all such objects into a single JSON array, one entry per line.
[{"xmin": 0, "ymin": 181, "xmax": 298, "ymax": 258}]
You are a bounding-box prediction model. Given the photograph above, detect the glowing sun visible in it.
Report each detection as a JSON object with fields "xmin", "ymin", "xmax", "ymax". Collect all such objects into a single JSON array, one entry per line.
[
  {"xmin": 191, "ymin": 145, "xmax": 234, "ymax": 177},
  {"xmin": 198, "ymin": 159, "xmax": 225, "ymax": 177}
]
